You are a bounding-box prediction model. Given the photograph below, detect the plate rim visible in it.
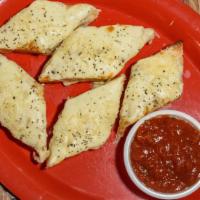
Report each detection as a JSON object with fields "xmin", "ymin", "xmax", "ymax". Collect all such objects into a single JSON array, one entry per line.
[{"xmin": 1, "ymin": 0, "xmax": 200, "ymax": 199}]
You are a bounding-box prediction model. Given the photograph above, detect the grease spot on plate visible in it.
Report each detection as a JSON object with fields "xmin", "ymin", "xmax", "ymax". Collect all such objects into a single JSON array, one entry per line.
[
  {"xmin": 169, "ymin": 20, "xmax": 174, "ymax": 26},
  {"xmin": 184, "ymin": 70, "xmax": 191, "ymax": 79}
]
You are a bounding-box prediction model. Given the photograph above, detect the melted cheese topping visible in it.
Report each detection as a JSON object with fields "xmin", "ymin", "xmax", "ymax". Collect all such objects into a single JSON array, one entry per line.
[
  {"xmin": 47, "ymin": 75, "xmax": 125, "ymax": 167},
  {"xmin": 39, "ymin": 25, "xmax": 154, "ymax": 82},
  {"xmin": 118, "ymin": 42, "xmax": 183, "ymax": 137},
  {"xmin": 0, "ymin": 54, "xmax": 49, "ymax": 163},
  {"xmin": 0, "ymin": 0, "xmax": 99, "ymax": 54}
]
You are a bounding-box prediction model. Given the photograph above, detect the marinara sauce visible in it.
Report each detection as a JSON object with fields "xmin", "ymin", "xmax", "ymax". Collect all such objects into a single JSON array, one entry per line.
[{"xmin": 130, "ymin": 115, "xmax": 200, "ymax": 193}]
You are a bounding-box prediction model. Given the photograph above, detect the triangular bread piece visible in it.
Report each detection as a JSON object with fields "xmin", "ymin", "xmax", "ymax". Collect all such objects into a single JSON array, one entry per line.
[
  {"xmin": 0, "ymin": 0, "xmax": 99, "ymax": 54},
  {"xmin": 47, "ymin": 75, "xmax": 125, "ymax": 167},
  {"xmin": 39, "ymin": 25, "xmax": 154, "ymax": 82},
  {"xmin": 117, "ymin": 42, "xmax": 183, "ymax": 138},
  {"xmin": 0, "ymin": 54, "xmax": 49, "ymax": 163}
]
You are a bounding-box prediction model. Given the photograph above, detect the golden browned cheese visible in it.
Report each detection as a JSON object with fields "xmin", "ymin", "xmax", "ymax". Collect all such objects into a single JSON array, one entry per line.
[{"xmin": 118, "ymin": 42, "xmax": 183, "ymax": 137}]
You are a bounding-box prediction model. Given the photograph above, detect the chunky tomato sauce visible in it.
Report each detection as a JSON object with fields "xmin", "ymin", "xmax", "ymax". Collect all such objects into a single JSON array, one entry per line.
[{"xmin": 130, "ymin": 115, "xmax": 200, "ymax": 193}]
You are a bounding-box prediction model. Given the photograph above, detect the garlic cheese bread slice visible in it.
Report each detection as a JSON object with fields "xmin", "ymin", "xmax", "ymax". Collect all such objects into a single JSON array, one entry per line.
[
  {"xmin": 39, "ymin": 25, "xmax": 154, "ymax": 82},
  {"xmin": 0, "ymin": 54, "xmax": 49, "ymax": 163},
  {"xmin": 118, "ymin": 42, "xmax": 183, "ymax": 137},
  {"xmin": 47, "ymin": 75, "xmax": 125, "ymax": 167},
  {"xmin": 0, "ymin": 0, "xmax": 99, "ymax": 54}
]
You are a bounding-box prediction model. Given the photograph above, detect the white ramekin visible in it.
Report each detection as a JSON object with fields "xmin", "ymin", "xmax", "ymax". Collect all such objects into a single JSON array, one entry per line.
[{"xmin": 124, "ymin": 110, "xmax": 200, "ymax": 199}]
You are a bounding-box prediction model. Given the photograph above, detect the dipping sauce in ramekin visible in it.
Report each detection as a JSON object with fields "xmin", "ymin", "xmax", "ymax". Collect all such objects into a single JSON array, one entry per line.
[
  {"xmin": 131, "ymin": 115, "xmax": 200, "ymax": 193},
  {"xmin": 124, "ymin": 110, "xmax": 200, "ymax": 199}
]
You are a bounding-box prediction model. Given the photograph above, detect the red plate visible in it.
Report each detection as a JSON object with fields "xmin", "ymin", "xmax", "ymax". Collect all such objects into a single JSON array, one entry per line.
[{"xmin": 0, "ymin": 0, "xmax": 200, "ymax": 199}]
